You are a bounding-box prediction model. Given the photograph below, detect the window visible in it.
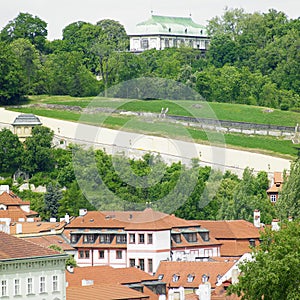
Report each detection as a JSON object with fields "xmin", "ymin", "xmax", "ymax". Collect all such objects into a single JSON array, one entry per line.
[
  {"xmin": 158, "ymin": 274, "xmax": 164, "ymax": 280},
  {"xmin": 270, "ymin": 194, "xmax": 277, "ymax": 203},
  {"xmin": 99, "ymin": 234, "xmax": 111, "ymax": 243},
  {"xmin": 85, "ymin": 250, "xmax": 90, "ymax": 259},
  {"xmin": 79, "ymin": 250, "xmax": 84, "ymax": 259},
  {"xmin": 1, "ymin": 280, "xmax": 7, "ymax": 296},
  {"xmin": 187, "ymin": 274, "xmax": 195, "ymax": 283},
  {"xmin": 200, "ymin": 232, "xmax": 209, "ymax": 241},
  {"xmin": 129, "ymin": 234, "xmax": 135, "ymax": 244},
  {"xmin": 14, "ymin": 279, "xmax": 20, "ymax": 295},
  {"xmin": 40, "ymin": 276, "xmax": 46, "ymax": 293},
  {"xmin": 52, "ymin": 275, "xmax": 58, "ymax": 292},
  {"xmin": 172, "ymin": 274, "xmax": 180, "ymax": 282},
  {"xmin": 27, "ymin": 278, "xmax": 33, "ymax": 294},
  {"xmin": 83, "ymin": 234, "xmax": 94, "ymax": 243},
  {"xmin": 148, "ymin": 259, "xmax": 153, "ymax": 273},
  {"xmin": 141, "ymin": 39, "xmax": 149, "ymax": 49},
  {"xmin": 147, "ymin": 234, "xmax": 153, "ymax": 244},
  {"xmin": 129, "ymin": 258, "xmax": 135, "ymax": 267},
  {"xmin": 173, "ymin": 234, "xmax": 181, "ymax": 243},
  {"xmin": 99, "ymin": 250, "xmax": 104, "ymax": 259},
  {"xmin": 139, "ymin": 259, "xmax": 145, "ymax": 271},
  {"xmin": 116, "ymin": 235, "xmax": 126, "ymax": 244},
  {"xmin": 71, "ymin": 234, "xmax": 79, "ymax": 243},
  {"xmin": 185, "ymin": 233, "xmax": 197, "ymax": 242},
  {"xmin": 116, "ymin": 250, "xmax": 122, "ymax": 259},
  {"xmin": 139, "ymin": 234, "xmax": 145, "ymax": 244}
]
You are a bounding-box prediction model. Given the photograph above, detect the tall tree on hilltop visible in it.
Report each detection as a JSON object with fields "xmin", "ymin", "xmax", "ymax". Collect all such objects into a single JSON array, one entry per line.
[
  {"xmin": 44, "ymin": 182, "xmax": 62, "ymax": 220},
  {"xmin": 0, "ymin": 12, "xmax": 47, "ymax": 52}
]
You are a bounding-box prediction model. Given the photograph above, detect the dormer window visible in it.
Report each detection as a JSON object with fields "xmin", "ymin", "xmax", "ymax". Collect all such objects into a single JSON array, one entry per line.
[
  {"xmin": 200, "ymin": 232, "xmax": 209, "ymax": 241},
  {"xmin": 172, "ymin": 274, "xmax": 180, "ymax": 282},
  {"xmin": 187, "ymin": 274, "xmax": 194, "ymax": 282},
  {"xmin": 158, "ymin": 274, "xmax": 164, "ymax": 280},
  {"xmin": 172, "ymin": 234, "xmax": 181, "ymax": 243}
]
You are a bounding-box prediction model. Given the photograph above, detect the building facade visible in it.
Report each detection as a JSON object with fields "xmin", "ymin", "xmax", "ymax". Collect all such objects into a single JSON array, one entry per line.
[
  {"xmin": 128, "ymin": 15, "xmax": 210, "ymax": 53},
  {"xmin": 65, "ymin": 209, "xmax": 221, "ymax": 274},
  {"xmin": 0, "ymin": 232, "xmax": 68, "ymax": 300}
]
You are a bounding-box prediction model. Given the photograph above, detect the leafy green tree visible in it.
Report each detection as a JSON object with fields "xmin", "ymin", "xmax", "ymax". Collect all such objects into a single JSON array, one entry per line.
[
  {"xmin": 23, "ymin": 126, "xmax": 54, "ymax": 174},
  {"xmin": 0, "ymin": 12, "xmax": 47, "ymax": 52},
  {"xmin": 0, "ymin": 129, "xmax": 24, "ymax": 174},
  {"xmin": 229, "ymin": 221, "xmax": 300, "ymax": 299},
  {"xmin": 44, "ymin": 182, "xmax": 62, "ymax": 219},
  {"xmin": 0, "ymin": 41, "xmax": 25, "ymax": 104},
  {"xmin": 276, "ymin": 159, "xmax": 300, "ymax": 220},
  {"xmin": 48, "ymin": 245, "xmax": 77, "ymax": 267},
  {"xmin": 10, "ymin": 38, "xmax": 41, "ymax": 94}
]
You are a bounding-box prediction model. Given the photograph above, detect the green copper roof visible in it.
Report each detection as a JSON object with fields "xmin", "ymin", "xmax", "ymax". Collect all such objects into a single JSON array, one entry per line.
[{"xmin": 134, "ymin": 15, "xmax": 207, "ymax": 36}]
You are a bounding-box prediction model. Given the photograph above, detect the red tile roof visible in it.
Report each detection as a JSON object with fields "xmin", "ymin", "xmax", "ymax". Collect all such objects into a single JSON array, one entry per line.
[
  {"xmin": 0, "ymin": 191, "xmax": 30, "ymax": 205},
  {"xmin": 10, "ymin": 221, "xmax": 65, "ymax": 235},
  {"xmin": 67, "ymin": 284, "xmax": 149, "ymax": 300},
  {"xmin": 156, "ymin": 261, "xmax": 235, "ymax": 289},
  {"xmin": 273, "ymin": 172, "xmax": 283, "ymax": 183},
  {"xmin": 197, "ymin": 220, "xmax": 260, "ymax": 239},
  {"xmin": 0, "ymin": 231, "xmax": 64, "ymax": 260},
  {"xmin": 23, "ymin": 235, "xmax": 75, "ymax": 251},
  {"xmin": 66, "ymin": 266, "xmax": 156, "ymax": 286}
]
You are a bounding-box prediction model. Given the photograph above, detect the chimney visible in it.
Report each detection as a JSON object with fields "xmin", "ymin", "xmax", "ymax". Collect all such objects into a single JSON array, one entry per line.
[
  {"xmin": 271, "ymin": 219, "xmax": 280, "ymax": 231},
  {"xmin": 16, "ymin": 223, "xmax": 22, "ymax": 234},
  {"xmin": 50, "ymin": 218, "xmax": 57, "ymax": 223},
  {"xmin": 79, "ymin": 209, "xmax": 87, "ymax": 216},
  {"xmin": 288, "ymin": 216, "xmax": 293, "ymax": 222},
  {"xmin": 196, "ymin": 282, "xmax": 211, "ymax": 300},
  {"xmin": 232, "ymin": 268, "xmax": 239, "ymax": 284},
  {"xmin": 253, "ymin": 210, "xmax": 260, "ymax": 228},
  {"xmin": 65, "ymin": 213, "xmax": 70, "ymax": 224},
  {"xmin": 0, "ymin": 185, "xmax": 9, "ymax": 195}
]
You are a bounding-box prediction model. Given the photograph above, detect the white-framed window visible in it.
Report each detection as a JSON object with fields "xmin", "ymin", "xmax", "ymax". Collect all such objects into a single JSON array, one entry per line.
[
  {"xmin": 129, "ymin": 233, "xmax": 135, "ymax": 244},
  {"xmin": 39, "ymin": 276, "xmax": 46, "ymax": 293},
  {"xmin": 52, "ymin": 275, "xmax": 58, "ymax": 292},
  {"xmin": 27, "ymin": 278, "xmax": 33, "ymax": 294},
  {"xmin": 1, "ymin": 280, "xmax": 7, "ymax": 297},
  {"xmin": 14, "ymin": 278, "xmax": 21, "ymax": 295},
  {"xmin": 139, "ymin": 234, "xmax": 145, "ymax": 244},
  {"xmin": 270, "ymin": 194, "xmax": 277, "ymax": 203},
  {"xmin": 147, "ymin": 233, "xmax": 153, "ymax": 244}
]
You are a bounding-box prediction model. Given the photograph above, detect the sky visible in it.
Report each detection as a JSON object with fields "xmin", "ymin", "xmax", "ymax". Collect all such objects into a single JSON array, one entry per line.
[{"xmin": 0, "ymin": 0, "xmax": 299, "ymax": 40}]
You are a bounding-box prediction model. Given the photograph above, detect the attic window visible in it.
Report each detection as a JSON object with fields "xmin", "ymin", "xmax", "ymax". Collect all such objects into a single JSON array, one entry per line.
[
  {"xmin": 187, "ymin": 274, "xmax": 194, "ymax": 282},
  {"xmin": 172, "ymin": 274, "xmax": 180, "ymax": 282},
  {"xmin": 158, "ymin": 274, "xmax": 164, "ymax": 280}
]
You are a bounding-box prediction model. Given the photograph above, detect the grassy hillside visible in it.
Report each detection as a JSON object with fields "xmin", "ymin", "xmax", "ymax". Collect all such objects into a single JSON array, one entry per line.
[{"xmin": 28, "ymin": 95, "xmax": 300, "ymax": 127}]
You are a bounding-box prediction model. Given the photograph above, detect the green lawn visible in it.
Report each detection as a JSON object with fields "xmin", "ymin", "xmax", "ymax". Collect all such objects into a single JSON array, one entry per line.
[
  {"xmin": 28, "ymin": 95, "xmax": 300, "ymax": 127},
  {"xmin": 9, "ymin": 106, "xmax": 297, "ymax": 158}
]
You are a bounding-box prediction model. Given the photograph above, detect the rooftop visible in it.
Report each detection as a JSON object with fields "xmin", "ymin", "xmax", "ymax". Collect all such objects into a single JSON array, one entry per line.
[
  {"xmin": 131, "ymin": 15, "xmax": 207, "ymax": 36},
  {"xmin": 12, "ymin": 114, "xmax": 42, "ymax": 126},
  {"xmin": 0, "ymin": 231, "xmax": 64, "ymax": 260}
]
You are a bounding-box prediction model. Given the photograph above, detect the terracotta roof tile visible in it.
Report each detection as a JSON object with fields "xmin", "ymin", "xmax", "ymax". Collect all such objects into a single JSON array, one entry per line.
[
  {"xmin": 66, "ymin": 266, "xmax": 156, "ymax": 286},
  {"xmin": 67, "ymin": 284, "xmax": 150, "ymax": 300},
  {"xmin": 197, "ymin": 220, "xmax": 260, "ymax": 239},
  {"xmin": 156, "ymin": 261, "xmax": 234, "ymax": 289},
  {"xmin": 10, "ymin": 221, "xmax": 65, "ymax": 235},
  {"xmin": 0, "ymin": 231, "xmax": 64, "ymax": 260},
  {"xmin": 0, "ymin": 191, "xmax": 30, "ymax": 205},
  {"xmin": 267, "ymin": 184, "xmax": 281, "ymax": 193},
  {"xmin": 23, "ymin": 235, "xmax": 75, "ymax": 251}
]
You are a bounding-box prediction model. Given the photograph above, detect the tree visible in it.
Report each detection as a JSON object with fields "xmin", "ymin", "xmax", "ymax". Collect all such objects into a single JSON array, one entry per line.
[
  {"xmin": 0, "ymin": 129, "xmax": 24, "ymax": 174},
  {"xmin": 10, "ymin": 38, "xmax": 41, "ymax": 94},
  {"xmin": 23, "ymin": 126, "xmax": 54, "ymax": 174},
  {"xmin": 276, "ymin": 159, "xmax": 300, "ymax": 220},
  {"xmin": 0, "ymin": 41, "xmax": 25, "ymax": 104},
  {"xmin": 44, "ymin": 182, "xmax": 62, "ymax": 219},
  {"xmin": 48, "ymin": 245, "xmax": 77, "ymax": 267},
  {"xmin": 229, "ymin": 221, "xmax": 300, "ymax": 299},
  {"xmin": 0, "ymin": 12, "xmax": 48, "ymax": 52}
]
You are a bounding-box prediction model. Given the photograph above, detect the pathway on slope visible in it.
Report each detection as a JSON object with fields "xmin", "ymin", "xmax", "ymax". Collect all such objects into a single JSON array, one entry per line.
[{"xmin": 0, "ymin": 108, "xmax": 291, "ymax": 177}]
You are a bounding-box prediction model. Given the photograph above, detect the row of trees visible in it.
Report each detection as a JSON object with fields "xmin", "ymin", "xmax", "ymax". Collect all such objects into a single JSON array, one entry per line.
[
  {"xmin": 1, "ymin": 127, "xmax": 299, "ymax": 223},
  {"xmin": 0, "ymin": 9, "xmax": 300, "ymax": 109}
]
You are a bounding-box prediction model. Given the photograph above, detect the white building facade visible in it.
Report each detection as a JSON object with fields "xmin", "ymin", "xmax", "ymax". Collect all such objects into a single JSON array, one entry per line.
[{"xmin": 128, "ymin": 15, "xmax": 210, "ymax": 53}]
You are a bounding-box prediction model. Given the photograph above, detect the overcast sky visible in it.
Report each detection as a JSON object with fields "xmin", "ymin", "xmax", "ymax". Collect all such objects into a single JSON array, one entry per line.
[{"xmin": 1, "ymin": 0, "xmax": 299, "ymax": 40}]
